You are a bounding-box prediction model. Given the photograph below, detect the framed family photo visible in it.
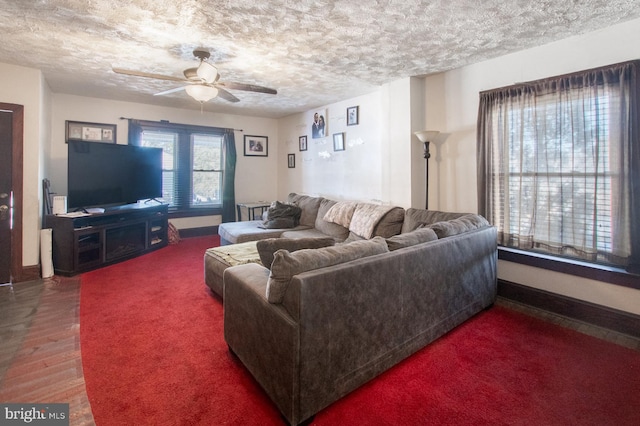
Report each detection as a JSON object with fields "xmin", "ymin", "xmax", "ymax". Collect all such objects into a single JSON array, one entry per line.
[
  {"xmin": 333, "ymin": 132, "xmax": 345, "ymax": 151},
  {"xmin": 347, "ymin": 106, "xmax": 359, "ymax": 126},
  {"xmin": 244, "ymin": 135, "xmax": 268, "ymax": 157},
  {"xmin": 288, "ymin": 153, "xmax": 296, "ymax": 168},
  {"xmin": 311, "ymin": 109, "xmax": 328, "ymax": 139},
  {"xmin": 299, "ymin": 135, "xmax": 308, "ymax": 151},
  {"xmin": 66, "ymin": 121, "xmax": 117, "ymax": 143}
]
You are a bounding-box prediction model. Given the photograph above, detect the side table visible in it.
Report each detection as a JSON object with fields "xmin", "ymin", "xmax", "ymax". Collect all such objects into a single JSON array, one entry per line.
[{"xmin": 236, "ymin": 202, "xmax": 271, "ymax": 221}]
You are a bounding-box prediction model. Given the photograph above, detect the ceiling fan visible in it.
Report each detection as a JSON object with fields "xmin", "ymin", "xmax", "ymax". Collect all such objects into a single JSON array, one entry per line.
[{"xmin": 112, "ymin": 48, "xmax": 277, "ymax": 104}]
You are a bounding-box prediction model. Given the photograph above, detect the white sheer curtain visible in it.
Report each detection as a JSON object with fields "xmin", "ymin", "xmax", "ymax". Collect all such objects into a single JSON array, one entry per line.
[{"xmin": 477, "ymin": 60, "xmax": 640, "ymax": 271}]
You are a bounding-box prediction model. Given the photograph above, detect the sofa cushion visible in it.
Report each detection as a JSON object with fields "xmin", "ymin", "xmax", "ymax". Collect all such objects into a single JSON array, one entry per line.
[
  {"xmin": 427, "ymin": 214, "xmax": 490, "ymax": 238},
  {"xmin": 385, "ymin": 227, "xmax": 438, "ymax": 251},
  {"xmin": 281, "ymin": 228, "xmax": 342, "ymax": 240},
  {"xmin": 256, "ymin": 237, "xmax": 336, "ymax": 269},
  {"xmin": 314, "ymin": 198, "xmax": 350, "ymax": 241},
  {"xmin": 401, "ymin": 208, "xmax": 471, "ymax": 233},
  {"xmin": 204, "ymin": 241, "xmax": 262, "ymax": 297},
  {"xmin": 323, "ymin": 201, "xmax": 358, "ymax": 228},
  {"xmin": 266, "ymin": 236, "xmax": 389, "ymax": 304},
  {"xmin": 288, "ymin": 193, "xmax": 323, "ymax": 227},
  {"xmin": 218, "ymin": 220, "xmax": 294, "ymax": 245},
  {"xmin": 458, "ymin": 214, "xmax": 491, "ymax": 229},
  {"xmin": 371, "ymin": 206, "xmax": 405, "ymax": 238}
]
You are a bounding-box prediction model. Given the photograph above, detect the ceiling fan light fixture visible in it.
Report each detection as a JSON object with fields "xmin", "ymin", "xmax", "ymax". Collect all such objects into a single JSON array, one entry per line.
[
  {"xmin": 185, "ymin": 85, "xmax": 219, "ymax": 102},
  {"xmin": 196, "ymin": 61, "xmax": 218, "ymax": 84}
]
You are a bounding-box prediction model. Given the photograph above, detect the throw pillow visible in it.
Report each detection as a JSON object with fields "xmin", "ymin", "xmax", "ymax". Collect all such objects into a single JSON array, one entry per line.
[
  {"xmin": 323, "ymin": 201, "xmax": 358, "ymax": 228},
  {"xmin": 400, "ymin": 208, "xmax": 470, "ymax": 233},
  {"xmin": 287, "ymin": 193, "xmax": 323, "ymax": 227},
  {"xmin": 266, "ymin": 236, "xmax": 389, "ymax": 304},
  {"xmin": 259, "ymin": 201, "xmax": 302, "ymax": 229},
  {"xmin": 385, "ymin": 227, "xmax": 438, "ymax": 251},
  {"xmin": 348, "ymin": 203, "xmax": 399, "ymax": 239},
  {"xmin": 256, "ymin": 237, "xmax": 336, "ymax": 269},
  {"xmin": 427, "ymin": 214, "xmax": 490, "ymax": 238}
]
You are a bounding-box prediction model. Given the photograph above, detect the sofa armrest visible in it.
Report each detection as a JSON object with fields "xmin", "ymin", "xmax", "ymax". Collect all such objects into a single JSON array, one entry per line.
[{"xmin": 223, "ymin": 263, "xmax": 300, "ymax": 422}]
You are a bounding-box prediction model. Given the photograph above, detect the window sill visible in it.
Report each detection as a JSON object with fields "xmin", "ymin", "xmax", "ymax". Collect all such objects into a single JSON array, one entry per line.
[
  {"xmin": 168, "ymin": 206, "xmax": 222, "ymax": 219},
  {"xmin": 498, "ymin": 247, "xmax": 640, "ymax": 290}
]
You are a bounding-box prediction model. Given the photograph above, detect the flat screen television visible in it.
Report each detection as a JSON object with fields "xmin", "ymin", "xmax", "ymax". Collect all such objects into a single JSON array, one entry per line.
[{"xmin": 67, "ymin": 140, "xmax": 163, "ymax": 210}]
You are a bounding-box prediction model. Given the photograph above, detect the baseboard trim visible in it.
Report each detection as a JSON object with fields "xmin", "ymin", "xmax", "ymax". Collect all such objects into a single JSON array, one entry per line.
[
  {"xmin": 18, "ymin": 265, "xmax": 41, "ymax": 283},
  {"xmin": 178, "ymin": 226, "xmax": 218, "ymax": 239},
  {"xmin": 498, "ymin": 279, "xmax": 640, "ymax": 338}
]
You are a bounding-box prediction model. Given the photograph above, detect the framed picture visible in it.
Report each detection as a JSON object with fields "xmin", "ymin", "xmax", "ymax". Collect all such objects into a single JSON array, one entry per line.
[
  {"xmin": 288, "ymin": 153, "xmax": 296, "ymax": 168},
  {"xmin": 333, "ymin": 132, "xmax": 345, "ymax": 151},
  {"xmin": 347, "ymin": 106, "xmax": 359, "ymax": 126},
  {"xmin": 244, "ymin": 135, "xmax": 268, "ymax": 157},
  {"xmin": 66, "ymin": 120, "xmax": 116, "ymax": 143},
  {"xmin": 311, "ymin": 109, "xmax": 328, "ymax": 139},
  {"xmin": 299, "ymin": 135, "xmax": 308, "ymax": 151}
]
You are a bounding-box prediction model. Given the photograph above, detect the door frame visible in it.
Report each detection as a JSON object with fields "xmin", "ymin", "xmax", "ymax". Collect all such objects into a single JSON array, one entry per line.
[{"xmin": 0, "ymin": 103, "xmax": 24, "ymax": 283}]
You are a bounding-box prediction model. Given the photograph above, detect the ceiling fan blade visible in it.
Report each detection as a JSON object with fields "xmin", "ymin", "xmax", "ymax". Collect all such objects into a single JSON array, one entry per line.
[
  {"xmin": 216, "ymin": 87, "xmax": 240, "ymax": 103},
  {"xmin": 112, "ymin": 67, "xmax": 187, "ymax": 83},
  {"xmin": 216, "ymin": 81, "xmax": 277, "ymax": 95},
  {"xmin": 154, "ymin": 86, "xmax": 188, "ymax": 96}
]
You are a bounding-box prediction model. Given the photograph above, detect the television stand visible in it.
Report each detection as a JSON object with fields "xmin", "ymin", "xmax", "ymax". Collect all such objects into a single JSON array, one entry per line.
[{"xmin": 44, "ymin": 203, "xmax": 169, "ymax": 276}]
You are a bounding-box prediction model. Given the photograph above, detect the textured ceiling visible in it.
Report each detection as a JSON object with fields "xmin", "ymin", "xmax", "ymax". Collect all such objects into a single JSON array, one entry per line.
[{"xmin": 1, "ymin": 0, "xmax": 639, "ymax": 118}]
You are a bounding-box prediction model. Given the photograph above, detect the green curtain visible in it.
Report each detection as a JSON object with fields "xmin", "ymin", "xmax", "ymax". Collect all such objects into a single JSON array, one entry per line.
[
  {"xmin": 221, "ymin": 129, "xmax": 237, "ymax": 222},
  {"xmin": 127, "ymin": 119, "xmax": 142, "ymax": 146}
]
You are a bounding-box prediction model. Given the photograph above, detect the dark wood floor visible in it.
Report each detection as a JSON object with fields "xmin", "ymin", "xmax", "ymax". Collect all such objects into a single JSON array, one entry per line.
[
  {"xmin": 0, "ymin": 277, "xmax": 94, "ymax": 425},
  {"xmin": 1, "ymin": 276, "xmax": 638, "ymax": 426}
]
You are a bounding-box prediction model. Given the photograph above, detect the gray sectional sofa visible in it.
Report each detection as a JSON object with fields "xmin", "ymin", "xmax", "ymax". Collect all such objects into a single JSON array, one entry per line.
[
  {"xmin": 217, "ymin": 193, "xmax": 406, "ymax": 245},
  {"xmin": 205, "ymin": 193, "xmax": 405, "ymax": 296},
  {"xmin": 217, "ymin": 193, "xmax": 498, "ymax": 425}
]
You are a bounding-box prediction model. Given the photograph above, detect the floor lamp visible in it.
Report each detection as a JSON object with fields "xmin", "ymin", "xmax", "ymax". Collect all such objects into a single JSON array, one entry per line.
[{"xmin": 414, "ymin": 130, "xmax": 440, "ymax": 210}]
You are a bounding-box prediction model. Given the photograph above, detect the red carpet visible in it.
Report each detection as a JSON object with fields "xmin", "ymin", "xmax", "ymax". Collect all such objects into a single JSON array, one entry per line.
[{"xmin": 80, "ymin": 236, "xmax": 640, "ymax": 425}]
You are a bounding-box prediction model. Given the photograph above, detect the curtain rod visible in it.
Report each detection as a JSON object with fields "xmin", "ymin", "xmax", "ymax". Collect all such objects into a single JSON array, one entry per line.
[{"xmin": 119, "ymin": 117, "xmax": 243, "ymax": 132}]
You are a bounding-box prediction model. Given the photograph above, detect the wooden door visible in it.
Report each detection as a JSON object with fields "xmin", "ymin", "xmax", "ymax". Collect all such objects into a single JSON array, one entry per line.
[
  {"xmin": 0, "ymin": 110, "xmax": 12, "ymax": 283},
  {"xmin": 0, "ymin": 103, "xmax": 23, "ymax": 284}
]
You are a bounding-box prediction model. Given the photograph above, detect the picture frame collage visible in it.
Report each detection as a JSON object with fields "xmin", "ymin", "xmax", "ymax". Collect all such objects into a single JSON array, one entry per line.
[
  {"xmin": 289, "ymin": 105, "xmax": 359, "ymax": 168},
  {"xmin": 248, "ymin": 106, "xmax": 360, "ymax": 168}
]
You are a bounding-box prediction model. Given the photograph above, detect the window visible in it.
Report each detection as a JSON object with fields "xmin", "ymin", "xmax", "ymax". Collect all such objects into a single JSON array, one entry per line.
[
  {"xmin": 129, "ymin": 121, "xmax": 227, "ymax": 214},
  {"xmin": 478, "ymin": 61, "xmax": 640, "ymax": 273},
  {"xmin": 191, "ymin": 134, "xmax": 223, "ymax": 206}
]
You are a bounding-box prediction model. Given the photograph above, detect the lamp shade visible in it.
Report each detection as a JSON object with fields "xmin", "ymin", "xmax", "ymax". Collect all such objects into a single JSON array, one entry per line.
[
  {"xmin": 185, "ymin": 85, "xmax": 219, "ymax": 102},
  {"xmin": 196, "ymin": 61, "xmax": 218, "ymax": 83},
  {"xmin": 414, "ymin": 130, "xmax": 440, "ymax": 143}
]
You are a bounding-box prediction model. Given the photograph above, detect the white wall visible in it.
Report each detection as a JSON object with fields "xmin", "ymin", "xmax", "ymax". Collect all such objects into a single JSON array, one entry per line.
[
  {"xmin": 50, "ymin": 94, "xmax": 280, "ymax": 229},
  {"xmin": 277, "ymin": 78, "xmax": 427, "ymax": 209},
  {"xmin": 422, "ymin": 17, "xmax": 640, "ymax": 314},
  {"xmin": 277, "ymin": 91, "xmax": 385, "ymax": 203}
]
